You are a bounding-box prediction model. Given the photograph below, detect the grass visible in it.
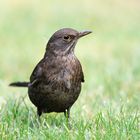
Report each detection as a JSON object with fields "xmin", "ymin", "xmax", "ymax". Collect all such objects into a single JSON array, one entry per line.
[
  {"xmin": 0, "ymin": 99, "xmax": 140, "ymax": 139},
  {"xmin": 0, "ymin": 0, "xmax": 140, "ymax": 139}
]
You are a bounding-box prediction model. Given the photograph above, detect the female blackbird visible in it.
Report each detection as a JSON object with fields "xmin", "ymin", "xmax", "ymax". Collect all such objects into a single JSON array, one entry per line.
[{"xmin": 10, "ymin": 28, "xmax": 92, "ymax": 119}]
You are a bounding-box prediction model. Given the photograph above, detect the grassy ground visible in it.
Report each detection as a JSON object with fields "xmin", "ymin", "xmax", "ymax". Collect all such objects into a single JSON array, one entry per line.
[{"xmin": 0, "ymin": 0, "xmax": 140, "ymax": 139}]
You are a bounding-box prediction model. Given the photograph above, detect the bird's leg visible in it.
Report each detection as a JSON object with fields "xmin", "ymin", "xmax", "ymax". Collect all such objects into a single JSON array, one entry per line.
[
  {"xmin": 37, "ymin": 107, "xmax": 42, "ymax": 123},
  {"xmin": 64, "ymin": 108, "xmax": 71, "ymax": 128},
  {"xmin": 64, "ymin": 108, "xmax": 70, "ymax": 118}
]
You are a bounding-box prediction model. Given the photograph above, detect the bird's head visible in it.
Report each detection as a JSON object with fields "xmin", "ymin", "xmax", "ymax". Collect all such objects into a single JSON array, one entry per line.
[{"xmin": 46, "ymin": 28, "xmax": 92, "ymax": 56}]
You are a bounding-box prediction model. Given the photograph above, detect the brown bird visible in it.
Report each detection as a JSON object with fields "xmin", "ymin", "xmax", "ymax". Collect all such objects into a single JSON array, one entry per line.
[{"xmin": 10, "ymin": 28, "xmax": 92, "ymax": 119}]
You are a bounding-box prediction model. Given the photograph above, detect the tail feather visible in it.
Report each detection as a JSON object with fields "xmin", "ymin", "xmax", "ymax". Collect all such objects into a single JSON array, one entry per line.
[{"xmin": 9, "ymin": 82, "xmax": 29, "ymax": 87}]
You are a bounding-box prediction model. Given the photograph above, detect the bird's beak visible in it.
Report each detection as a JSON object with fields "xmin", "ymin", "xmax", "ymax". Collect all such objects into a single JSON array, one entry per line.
[{"xmin": 78, "ymin": 30, "xmax": 92, "ymax": 38}]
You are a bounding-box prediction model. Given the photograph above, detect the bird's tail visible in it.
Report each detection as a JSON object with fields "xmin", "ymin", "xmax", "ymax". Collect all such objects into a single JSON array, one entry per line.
[{"xmin": 9, "ymin": 82, "xmax": 29, "ymax": 87}]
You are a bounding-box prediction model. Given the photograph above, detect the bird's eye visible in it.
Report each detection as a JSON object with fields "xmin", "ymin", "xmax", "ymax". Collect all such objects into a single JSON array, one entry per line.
[{"xmin": 63, "ymin": 35, "xmax": 71, "ymax": 41}]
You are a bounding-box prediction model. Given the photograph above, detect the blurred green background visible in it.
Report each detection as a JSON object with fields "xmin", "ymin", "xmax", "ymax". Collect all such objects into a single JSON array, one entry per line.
[{"xmin": 0, "ymin": 0, "xmax": 140, "ymax": 116}]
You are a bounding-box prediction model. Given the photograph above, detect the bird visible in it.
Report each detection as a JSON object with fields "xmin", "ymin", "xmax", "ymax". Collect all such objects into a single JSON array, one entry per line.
[{"xmin": 9, "ymin": 28, "xmax": 92, "ymax": 120}]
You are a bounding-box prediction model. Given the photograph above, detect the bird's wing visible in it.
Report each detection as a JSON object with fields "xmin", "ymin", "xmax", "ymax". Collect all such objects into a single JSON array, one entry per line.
[
  {"xmin": 76, "ymin": 59, "xmax": 84, "ymax": 83},
  {"xmin": 29, "ymin": 58, "xmax": 62, "ymax": 88},
  {"xmin": 30, "ymin": 59, "xmax": 45, "ymax": 85},
  {"xmin": 81, "ymin": 70, "xmax": 84, "ymax": 82}
]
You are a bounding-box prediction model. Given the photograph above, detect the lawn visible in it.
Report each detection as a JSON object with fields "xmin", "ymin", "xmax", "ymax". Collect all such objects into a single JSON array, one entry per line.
[{"xmin": 0, "ymin": 0, "xmax": 140, "ymax": 139}]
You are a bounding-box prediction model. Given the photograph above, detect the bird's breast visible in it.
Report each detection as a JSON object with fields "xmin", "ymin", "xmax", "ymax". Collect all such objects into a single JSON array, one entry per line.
[{"xmin": 55, "ymin": 55, "xmax": 82, "ymax": 86}]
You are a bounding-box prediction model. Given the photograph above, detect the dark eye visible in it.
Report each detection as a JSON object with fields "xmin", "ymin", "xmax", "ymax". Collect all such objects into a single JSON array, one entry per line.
[{"xmin": 63, "ymin": 35, "xmax": 71, "ymax": 41}]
